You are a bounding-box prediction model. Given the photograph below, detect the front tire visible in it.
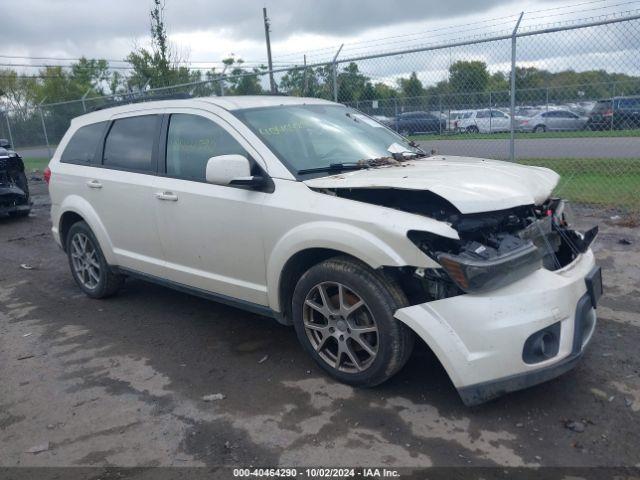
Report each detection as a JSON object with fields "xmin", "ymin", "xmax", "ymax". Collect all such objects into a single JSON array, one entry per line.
[
  {"xmin": 292, "ymin": 257, "xmax": 414, "ymax": 387},
  {"xmin": 66, "ymin": 221, "xmax": 124, "ymax": 298}
]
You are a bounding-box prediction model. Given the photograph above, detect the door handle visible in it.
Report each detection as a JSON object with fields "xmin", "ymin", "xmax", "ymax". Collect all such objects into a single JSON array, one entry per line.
[
  {"xmin": 154, "ymin": 191, "xmax": 178, "ymax": 201},
  {"xmin": 86, "ymin": 180, "xmax": 102, "ymax": 189}
]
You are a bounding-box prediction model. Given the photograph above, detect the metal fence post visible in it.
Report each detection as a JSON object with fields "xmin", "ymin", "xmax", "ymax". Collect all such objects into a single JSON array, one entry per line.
[
  {"xmin": 81, "ymin": 88, "xmax": 92, "ymax": 113},
  {"xmin": 439, "ymin": 95, "xmax": 443, "ymax": 135},
  {"xmin": 3, "ymin": 111, "xmax": 14, "ymax": 148},
  {"xmin": 332, "ymin": 44, "xmax": 344, "ymax": 103},
  {"xmin": 38, "ymin": 103, "xmax": 52, "ymax": 158},
  {"xmin": 509, "ymin": 12, "xmax": 524, "ymax": 163},
  {"xmin": 611, "ymin": 81, "xmax": 616, "ymax": 131},
  {"xmin": 489, "ymin": 91, "xmax": 493, "ymax": 133},
  {"xmin": 303, "ymin": 54, "xmax": 308, "ymax": 96}
]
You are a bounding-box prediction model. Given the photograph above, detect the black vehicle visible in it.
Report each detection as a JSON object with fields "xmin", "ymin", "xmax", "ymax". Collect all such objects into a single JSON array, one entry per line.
[
  {"xmin": 587, "ymin": 96, "xmax": 640, "ymax": 130},
  {"xmin": 0, "ymin": 139, "xmax": 31, "ymax": 218},
  {"xmin": 392, "ymin": 111, "xmax": 446, "ymax": 135}
]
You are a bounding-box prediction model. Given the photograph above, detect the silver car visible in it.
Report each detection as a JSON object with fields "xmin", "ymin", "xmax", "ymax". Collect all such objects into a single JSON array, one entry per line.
[{"xmin": 518, "ymin": 109, "xmax": 588, "ymax": 133}]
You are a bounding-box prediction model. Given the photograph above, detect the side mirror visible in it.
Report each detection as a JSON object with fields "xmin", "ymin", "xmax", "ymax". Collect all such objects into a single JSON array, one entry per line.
[{"xmin": 205, "ymin": 154, "xmax": 251, "ymax": 186}]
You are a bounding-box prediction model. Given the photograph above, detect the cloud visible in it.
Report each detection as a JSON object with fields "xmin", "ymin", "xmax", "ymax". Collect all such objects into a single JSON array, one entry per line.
[{"xmin": 2, "ymin": 0, "xmax": 552, "ymax": 61}]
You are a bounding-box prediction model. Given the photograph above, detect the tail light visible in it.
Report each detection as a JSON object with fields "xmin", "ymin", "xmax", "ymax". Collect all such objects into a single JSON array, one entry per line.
[
  {"xmin": 43, "ymin": 167, "xmax": 51, "ymax": 185},
  {"xmin": 603, "ymin": 109, "xmax": 613, "ymax": 117}
]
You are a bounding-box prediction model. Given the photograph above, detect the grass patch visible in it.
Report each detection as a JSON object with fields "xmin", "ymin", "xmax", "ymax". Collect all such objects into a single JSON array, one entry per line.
[
  {"xmin": 22, "ymin": 157, "xmax": 50, "ymax": 172},
  {"xmin": 517, "ymin": 157, "xmax": 640, "ymax": 208},
  {"xmin": 410, "ymin": 129, "xmax": 640, "ymax": 141}
]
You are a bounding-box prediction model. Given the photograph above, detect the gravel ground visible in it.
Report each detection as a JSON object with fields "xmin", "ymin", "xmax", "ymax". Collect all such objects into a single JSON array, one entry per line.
[{"xmin": 1, "ymin": 181, "xmax": 639, "ymax": 469}]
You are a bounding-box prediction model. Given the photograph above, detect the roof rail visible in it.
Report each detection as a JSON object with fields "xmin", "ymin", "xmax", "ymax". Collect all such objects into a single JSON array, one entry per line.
[{"xmin": 90, "ymin": 92, "xmax": 193, "ymax": 112}]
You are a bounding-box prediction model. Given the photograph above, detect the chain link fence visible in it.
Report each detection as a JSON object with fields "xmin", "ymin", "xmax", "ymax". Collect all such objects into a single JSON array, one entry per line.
[{"xmin": 1, "ymin": 12, "xmax": 638, "ymax": 211}]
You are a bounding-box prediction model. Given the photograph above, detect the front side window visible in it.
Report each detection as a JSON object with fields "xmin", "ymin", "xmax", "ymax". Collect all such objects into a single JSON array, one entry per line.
[
  {"xmin": 61, "ymin": 122, "xmax": 107, "ymax": 165},
  {"xmin": 166, "ymin": 114, "xmax": 247, "ymax": 181},
  {"xmin": 234, "ymin": 105, "xmax": 421, "ymax": 176},
  {"xmin": 103, "ymin": 115, "xmax": 160, "ymax": 172}
]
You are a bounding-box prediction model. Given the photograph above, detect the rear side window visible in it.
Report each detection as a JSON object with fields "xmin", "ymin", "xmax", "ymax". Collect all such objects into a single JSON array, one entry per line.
[
  {"xmin": 618, "ymin": 98, "xmax": 640, "ymax": 109},
  {"xmin": 165, "ymin": 114, "xmax": 247, "ymax": 181},
  {"xmin": 103, "ymin": 115, "xmax": 160, "ymax": 172},
  {"xmin": 61, "ymin": 122, "xmax": 107, "ymax": 165}
]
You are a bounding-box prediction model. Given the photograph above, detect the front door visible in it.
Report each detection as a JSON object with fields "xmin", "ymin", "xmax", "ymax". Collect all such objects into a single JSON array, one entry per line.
[{"xmin": 153, "ymin": 111, "xmax": 270, "ymax": 306}]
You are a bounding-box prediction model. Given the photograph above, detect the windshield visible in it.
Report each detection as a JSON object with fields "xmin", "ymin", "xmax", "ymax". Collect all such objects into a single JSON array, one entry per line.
[{"xmin": 233, "ymin": 104, "xmax": 422, "ymax": 176}]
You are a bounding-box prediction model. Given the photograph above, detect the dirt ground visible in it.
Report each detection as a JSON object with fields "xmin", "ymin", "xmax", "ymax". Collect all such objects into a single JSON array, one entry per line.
[{"xmin": 1, "ymin": 181, "xmax": 639, "ymax": 469}]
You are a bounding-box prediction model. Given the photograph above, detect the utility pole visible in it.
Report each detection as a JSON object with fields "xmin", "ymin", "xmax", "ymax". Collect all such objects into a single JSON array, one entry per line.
[
  {"xmin": 509, "ymin": 12, "xmax": 524, "ymax": 163},
  {"xmin": 263, "ymin": 7, "xmax": 276, "ymax": 93}
]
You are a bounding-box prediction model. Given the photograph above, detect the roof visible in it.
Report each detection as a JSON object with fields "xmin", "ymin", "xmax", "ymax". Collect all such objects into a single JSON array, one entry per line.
[
  {"xmin": 73, "ymin": 95, "xmax": 337, "ymax": 125},
  {"xmin": 198, "ymin": 95, "xmax": 336, "ymax": 110}
]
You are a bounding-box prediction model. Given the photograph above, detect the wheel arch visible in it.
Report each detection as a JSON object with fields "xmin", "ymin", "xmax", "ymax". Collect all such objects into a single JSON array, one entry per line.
[
  {"xmin": 56, "ymin": 196, "xmax": 116, "ymax": 264},
  {"xmin": 267, "ymin": 221, "xmax": 412, "ymax": 323}
]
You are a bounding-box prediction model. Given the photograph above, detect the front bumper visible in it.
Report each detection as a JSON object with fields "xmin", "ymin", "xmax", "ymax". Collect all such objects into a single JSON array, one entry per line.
[
  {"xmin": 0, "ymin": 185, "xmax": 30, "ymax": 216},
  {"xmin": 394, "ymin": 249, "xmax": 599, "ymax": 405}
]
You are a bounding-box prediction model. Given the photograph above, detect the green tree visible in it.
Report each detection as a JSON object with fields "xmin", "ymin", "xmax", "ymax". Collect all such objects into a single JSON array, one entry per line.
[
  {"xmin": 398, "ymin": 72, "xmax": 424, "ymax": 98},
  {"xmin": 125, "ymin": 0, "xmax": 195, "ymax": 90},
  {"xmin": 449, "ymin": 60, "xmax": 490, "ymax": 93}
]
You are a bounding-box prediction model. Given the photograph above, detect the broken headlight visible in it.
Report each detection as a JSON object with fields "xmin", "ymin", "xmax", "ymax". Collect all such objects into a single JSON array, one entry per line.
[
  {"xmin": 408, "ymin": 230, "xmax": 543, "ymax": 293},
  {"xmin": 436, "ymin": 242, "xmax": 542, "ymax": 293}
]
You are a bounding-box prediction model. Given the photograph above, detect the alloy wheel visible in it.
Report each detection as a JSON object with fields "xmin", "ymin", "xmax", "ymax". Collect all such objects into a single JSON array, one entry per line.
[
  {"xmin": 70, "ymin": 232, "xmax": 101, "ymax": 289},
  {"xmin": 302, "ymin": 281, "xmax": 378, "ymax": 373}
]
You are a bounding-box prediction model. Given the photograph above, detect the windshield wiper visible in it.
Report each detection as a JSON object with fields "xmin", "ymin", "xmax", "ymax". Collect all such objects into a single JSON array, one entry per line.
[{"xmin": 297, "ymin": 163, "xmax": 368, "ymax": 175}]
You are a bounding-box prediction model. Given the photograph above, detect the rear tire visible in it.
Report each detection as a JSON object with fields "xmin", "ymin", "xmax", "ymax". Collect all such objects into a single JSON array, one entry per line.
[
  {"xmin": 466, "ymin": 125, "xmax": 479, "ymax": 134},
  {"xmin": 533, "ymin": 125, "xmax": 546, "ymax": 133},
  {"xmin": 66, "ymin": 221, "xmax": 124, "ymax": 299},
  {"xmin": 292, "ymin": 256, "xmax": 414, "ymax": 387}
]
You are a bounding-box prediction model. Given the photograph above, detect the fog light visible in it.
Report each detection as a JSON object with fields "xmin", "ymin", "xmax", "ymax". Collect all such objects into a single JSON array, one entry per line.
[{"xmin": 523, "ymin": 322, "xmax": 561, "ymax": 364}]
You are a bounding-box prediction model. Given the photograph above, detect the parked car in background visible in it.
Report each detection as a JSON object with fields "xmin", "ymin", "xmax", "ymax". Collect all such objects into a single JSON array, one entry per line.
[
  {"xmin": 0, "ymin": 139, "xmax": 31, "ymax": 218},
  {"xmin": 392, "ymin": 111, "xmax": 446, "ymax": 135},
  {"xmin": 456, "ymin": 109, "xmax": 511, "ymax": 133},
  {"xmin": 587, "ymin": 96, "xmax": 640, "ymax": 130},
  {"xmin": 47, "ymin": 96, "xmax": 600, "ymax": 406},
  {"xmin": 518, "ymin": 109, "xmax": 588, "ymax": 133},
  {"xmin": 447, "ymin": 111, "xmax": 471, "ymax": 131},
  {"xmin": 371, "ymin": 115, "xmax": 394, "ymax": 127}
]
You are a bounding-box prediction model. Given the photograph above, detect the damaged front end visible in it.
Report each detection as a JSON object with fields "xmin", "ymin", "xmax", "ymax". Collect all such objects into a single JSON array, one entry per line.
[
  {"xmin": 407, "ymin": 198, "xmax": 597, "ymax": 295},
  {"xmin": 0, "ymin": 147, "xmax": 31, "ymax": 217}
]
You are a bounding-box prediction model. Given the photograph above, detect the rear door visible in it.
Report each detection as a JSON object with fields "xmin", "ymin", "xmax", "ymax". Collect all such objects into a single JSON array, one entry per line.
[
  {"xmin": 85, "ymin": 113, "xmax": 165, "ymax": 276},
  {"xmin": 490, "ymin": 110, "xmax": 510, "ymax": 132},
  {"xmin": 474, "ymin": 110, "xmax": 491, "ymax": 132}
]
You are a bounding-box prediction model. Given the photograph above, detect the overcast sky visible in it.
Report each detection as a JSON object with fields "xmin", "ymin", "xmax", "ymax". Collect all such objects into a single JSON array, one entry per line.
[{"xmin": 3, "ymin": 0, "xmax": 638, "ymax": 82}]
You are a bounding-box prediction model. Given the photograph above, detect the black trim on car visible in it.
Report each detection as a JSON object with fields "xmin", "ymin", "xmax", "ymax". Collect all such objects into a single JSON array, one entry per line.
[
  {"xmin": 458, "ymin": 350, "xmax": 584, "ymax": 407},
  {"xmin": 115, "ymin": 266, "xmax": 280, "ymax": 320}
]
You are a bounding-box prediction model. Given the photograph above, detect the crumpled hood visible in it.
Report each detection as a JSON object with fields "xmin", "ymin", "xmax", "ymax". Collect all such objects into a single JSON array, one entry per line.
[{"xmin": 303, "ymin": 155, "xmax": 560, "ymax": 214}]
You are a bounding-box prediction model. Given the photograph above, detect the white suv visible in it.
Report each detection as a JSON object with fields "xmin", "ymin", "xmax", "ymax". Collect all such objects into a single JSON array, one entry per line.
[{"xmin": 47, "ymin": 96, "xmax": 601, "ymax": 406}]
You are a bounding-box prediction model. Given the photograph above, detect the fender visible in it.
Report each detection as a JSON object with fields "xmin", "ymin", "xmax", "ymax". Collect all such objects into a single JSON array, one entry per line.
[
  {"xmin": 266, "ymin": 220, "xmax": 435, "ymax": 312},
  {"xmin": 57, "ymin": 194, "xmax": 117, "ymax": 265}
]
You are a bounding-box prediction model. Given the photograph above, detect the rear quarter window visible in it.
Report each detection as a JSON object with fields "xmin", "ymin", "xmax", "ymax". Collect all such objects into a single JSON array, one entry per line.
[{"xmin": 61, "ymin": 122, "xmax": 108, "ymax": 165}]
